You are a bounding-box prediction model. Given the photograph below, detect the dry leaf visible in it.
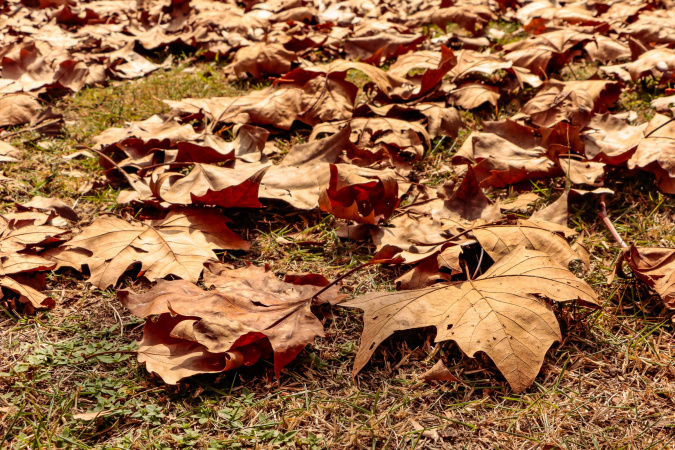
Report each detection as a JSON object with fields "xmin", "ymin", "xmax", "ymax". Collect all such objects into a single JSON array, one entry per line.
[
  {"xmin": 622, "ymin": 245, "xmax": 675, "ymax": 309},
  {"xmin": 319, "ymin": 164, "xmax": 400, "ymax": 225},
  {"xmin": 62, "ymin": 208, "xmax": 249, "ymax": 289},
  {"xmin": 343, "ymin": 246, "xmax": 599, "ymax": 392},
  {"xmin": 119, "ymin": 263, "xmax": 343, "ymax": 383}
]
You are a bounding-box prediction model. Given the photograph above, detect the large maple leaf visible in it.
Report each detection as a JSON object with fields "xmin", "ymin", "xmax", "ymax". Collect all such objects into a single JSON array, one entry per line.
[{"xmin": 343, "ymin": 247, "xmax": 599, "ymax": 393}]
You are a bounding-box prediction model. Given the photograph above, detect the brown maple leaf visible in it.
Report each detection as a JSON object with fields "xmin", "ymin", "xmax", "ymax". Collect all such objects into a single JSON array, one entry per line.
[
  {"xmin": 223, "ymin": 43, "xmax": 298, "ymax": 80},
  {"xmin": 118, "ymin": 263, "xmax": 344, "ymax": 383},
  {"xmin": 164, "ymin": 65, "xmax": 358, "ymax": 129},
  {"xmin": 581, "ymin": 114, "xmax": 647, "ymax": 165},
  {"xmin": 343, "ymin": 31, "xmax": 425, "ymax": 65},
  {"xmin": 319, "ymin": 163, "xmax": 400, "ymax": 225},
  {"xmin": 0, "ymin": 212, "xmax": 67, "ymax": 312},
  {"xmin": 0, "ymin": 93, "xmax": 41, "ymax": 127},
  {"xmin": 151, "ymin": 163, "xmax": 269, "ymax": 208},
  {"xmin": 620, "ymin": 245, "xmax": 675, "ymax": 309},
  {"xmin": 472, "ymin": 220, "xmax": 588, "ymax": 270},
  {"xmin": 627, "ymin": 114, "xmax": 675, "ymax": 194},
  {"xmin": 516, "ymin": 80, "xmax": 621, "ymax": 128},
  {"xmin": 58, "ymin": 208, "xmax": 250, "ymax": 289},
  {"xmin": 343, "ymin": 246, "xmax": 599, "ymax": 393}
]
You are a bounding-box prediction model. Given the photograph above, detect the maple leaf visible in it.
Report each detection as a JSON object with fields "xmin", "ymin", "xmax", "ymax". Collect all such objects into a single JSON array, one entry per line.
[
  {"xmin": 119, "ymin": 263, "xmax": 344, "ymax": 383},
  {"xmin": 581, "ymin": 114, "xmax": 647, "ymax": 165},
  {"xmin": 516, "ymin": 80, "xmax": 620, "ymax": 128},
  {"xmin": 319, "ymin": 163, "xmax": 400, "ymax": 225},
  {"xmin": 223, "ymin": 42, "xmax": 298, "ymax": 79},
  {"xmin": 627, "ymin": 114, "xmax": 675, "ymax": 194},
  {"xmin": 620, "ymin": 245, "xmax": 675, "ymax": 309},
  {"xmin": 343, "ymin": 247, "xmax": 599, "ymax": 393},
  {"xmin": 152, "ymin": 163, "xmax": 269, "ymax": 208},
  {"xmin": 472, "ymin": 220, "xmax": 588, "ymax": 269},
  {"xmin": 60, "ymin": 208, "xmax": 249, "ymax": 289},
  {"xmin": 165, "ymin": 68, "xmax": 358, "ymax": 129},
  {"xmin": 0, "ymin": 212, "xmax": 67, "ymax": 312},
  {"xmin": 343, "ymin": 31, "xmax": 425, "ymax": 64},
  {"xmin": 0, "ymin": 93, "xmax": 41, "ymax": 127}
]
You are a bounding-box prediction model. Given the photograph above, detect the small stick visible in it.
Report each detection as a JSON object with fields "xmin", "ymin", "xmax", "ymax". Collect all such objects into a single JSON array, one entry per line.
[
  {"xmin": 644, "ymin": 116, "xmax": 675, "ymax": 139},
  {"xmin": 462, "ymin": 260, "xmax": 471, "ymax": 279},
  {"xmin": 598, "ymin": 195, "xmax": 628, "ymax": 250},
  {"xmin": 472, "ymin": 248, "xmax": 484, "ymax": 280},
  {"xmin": 311, "ymin": 261, "xmax": 374, "ymax": 302}
]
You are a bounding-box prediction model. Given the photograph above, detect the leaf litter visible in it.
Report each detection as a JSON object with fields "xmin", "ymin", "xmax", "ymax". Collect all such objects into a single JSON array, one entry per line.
[{"xmin": 1, "ymin": 0, "xmax": 675, "ymax": 430}]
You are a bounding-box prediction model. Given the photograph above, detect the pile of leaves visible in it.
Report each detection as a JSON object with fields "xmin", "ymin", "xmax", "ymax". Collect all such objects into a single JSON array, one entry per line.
[{"xmin": 1, "ymin": 0, "xmax": 675, "ymax": 394}]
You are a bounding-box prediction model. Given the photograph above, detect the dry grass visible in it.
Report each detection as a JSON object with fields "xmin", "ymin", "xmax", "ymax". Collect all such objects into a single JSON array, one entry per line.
[{"xmin": 1, "ymin": 48, "xmax": 675, "ymax": 450}]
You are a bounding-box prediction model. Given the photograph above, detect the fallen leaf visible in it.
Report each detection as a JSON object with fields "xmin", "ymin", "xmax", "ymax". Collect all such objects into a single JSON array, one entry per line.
[
  {"xmin": 0, "ymin": 93, "xmax": 41, "ymax": 127},
  {"xmin": 627, "ymin": 114, "xmax": 675, "ymax": 194},
  {"xmin": 319, "ymin": 163, "xmax": 400, "ymax": 225},
  {"xmin": 343, "ymin": 246, "xmax": 599, "ymax": 392},
  {"xmin": 19, "ymin": 196, "xmax": 79, "ymax": 221},
  {"xmin": 421, "ymin": 360, "xmax": 461, "ymax": 382},
  {"xmin": 62, "ymin": 208, "xmax": 249, "ymax": 289},
  {"xmin": 223, "ymin": 43, "xmax": 298, "ymax": 79},
  {"xmin": 119, "ymin": 263, "xmax": 343, "ymax": 382},
  {"xmin": 152, "ymin": 163, "xmax": 269, "ymax": 208},
  {"xmin": 343, "ymin": 31, "xmax": 425, "ymax": 64},
  {"xmin": 473, "ymin": 220, "xmax": 587, "ymax": 269},
  {"xmin": 581, "ymin": 114, "xmax": 647, "ymax": 164},
  {"xmin": 622, "ymin": 245, "xmax": 675, "ymax": 309}
]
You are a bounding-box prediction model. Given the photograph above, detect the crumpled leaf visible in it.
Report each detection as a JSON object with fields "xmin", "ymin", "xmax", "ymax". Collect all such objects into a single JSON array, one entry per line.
[
  {"xmin": 581, "ymin": 114, "xmax": 647, "ymax": 165},
  {"xmin": 625, "ymin": 48, "xmax": 675, "ymax": 84},
  {"xmin": 19, "ymin": 196, "xmax": 79, "ymax": 222},
  {"xmin": 0, "ymin": 211, "xmax": 66, "ymax": 312},
  {"xmin": 319, "ymin": 163, "xmax": 400, "ymax": 225},
  {"xmin": 516, "ymin": 80, "xmax": 620, "ymax": 128},
  {"xmin": 621, "ymin": 245, "xmax": 675, "ymax": 309},
  {"xmin": 0, "ymin": 93, "xmax": 41, "ymax": 127},
  {"xmin": 627, "ymin": 114, "xmax": 675, "ymax": 194},
  {"xmin": 118, "ymin": 263, "xmax": 344, "ymax": 383},
  {"xmin": 165, "ymin": 66, "xmax": 358, "ymax": 129},
  {"xmin": 343, "ymin": 246, "xmax": 599, "ymax": 393},
  {"xmin": 343, "ymin": 31, "xmax": 424, "ymax": 64},
  {"xmin": 223, "ymin": 43, "xmax": 298, "ymax": 79}
]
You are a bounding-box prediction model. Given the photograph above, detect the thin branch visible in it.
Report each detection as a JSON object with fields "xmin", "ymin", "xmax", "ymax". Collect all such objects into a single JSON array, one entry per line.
[
  {"xmin": 644, "ymin": 116, "xmax": 675, "ymax": 139},
  {"xmin": 598, "ymin": 194, "xmax": 628, "ymax": 250},
  {"xmin": 472, "ymin": 248, "xmax": 484, "ymax": 280},
  {"xmin": 311, "ymin": 261, "xmax": 374, "ymax": 302}
]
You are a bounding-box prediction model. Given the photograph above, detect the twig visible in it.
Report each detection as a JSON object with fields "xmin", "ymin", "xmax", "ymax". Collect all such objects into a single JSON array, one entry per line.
[
  {"xmin": 472, "ymin": 248, "xmax": 484, "ymax": 280},
  {"xmin": 311, "ymin": 261, "xmax": 374, "ymax": 302},
  {"xmin": 644, "ymin": 116, "xmax": 675, "ymax": 139},
  {"xmin": 0, "ymin": 124, "xmax": 44, "ymax": 140},
  {"xmin": 598, "ymin": 194, "xmax": 628, "ymax": 250},
  {"xmin": 462, "ymin": 260, "xmax": 471, "ymax": 279}
]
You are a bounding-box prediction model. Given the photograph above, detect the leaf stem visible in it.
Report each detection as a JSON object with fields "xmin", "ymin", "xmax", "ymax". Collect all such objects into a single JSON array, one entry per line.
[
  {"xmin": 598, "ymin": 195, "xmax": 628, "ymax": 250},
  {"xmin": 472, "ymin": 248, "xmax": 484, "ymax": 280}
]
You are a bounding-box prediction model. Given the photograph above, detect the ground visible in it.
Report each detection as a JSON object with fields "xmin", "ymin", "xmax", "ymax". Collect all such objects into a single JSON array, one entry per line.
[{"xmin": 1, "ymin": 41, "xmax": 675, "ymax": 450}]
